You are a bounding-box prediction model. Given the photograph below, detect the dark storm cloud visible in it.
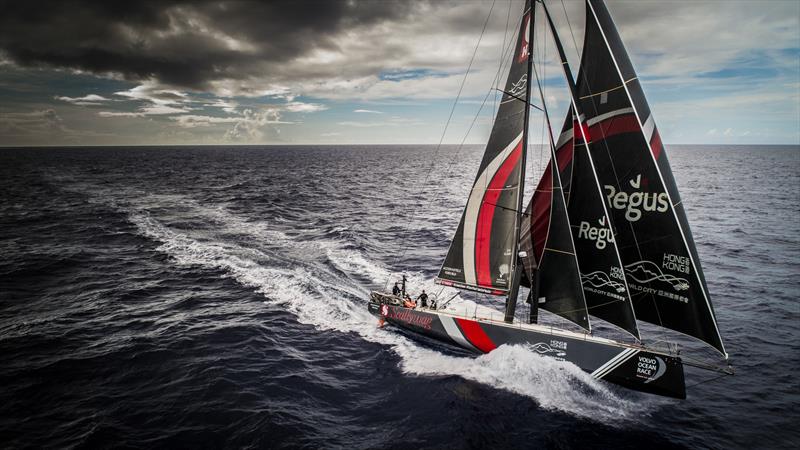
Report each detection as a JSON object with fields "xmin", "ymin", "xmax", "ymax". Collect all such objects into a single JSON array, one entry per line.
[{"xmin": 0, "ymin": 0, "xmax": 421, "ymax": 89}]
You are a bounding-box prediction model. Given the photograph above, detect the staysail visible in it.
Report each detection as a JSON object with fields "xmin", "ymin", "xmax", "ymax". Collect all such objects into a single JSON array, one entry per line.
[
  {"xmin": 436, "ymin": 0, "xmax": 532, "ymax": 296},
  {"xmin": 519, "ymin": 137, "xmax": 589, "ymax": 330},
  {"xmin": 566, "ymin": 0, "xmax": 726, "ymax": 355}
]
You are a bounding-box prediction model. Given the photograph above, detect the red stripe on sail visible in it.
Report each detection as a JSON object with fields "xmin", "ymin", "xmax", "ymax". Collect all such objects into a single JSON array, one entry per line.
[
  {"xmin": 475, "ymin": 141, "xmax": 523, "ymax": 287},
  {"xmin": 573, "ymin": 121, "xmax": 591, "ymax": 143},
  {"xmin": 650, "ymin": 128, "xmax": 663, "ymax": 159},
  {"xmin": 455, "ymin": 318, "xmax": 497, "ymax": 353},
  {"xmin": 588, "ymin": 113, "xmax": 640, "ymax": 142},
  {"xmin": 531, "ymin": 163, "xmax": 552, "ymax": 263}
]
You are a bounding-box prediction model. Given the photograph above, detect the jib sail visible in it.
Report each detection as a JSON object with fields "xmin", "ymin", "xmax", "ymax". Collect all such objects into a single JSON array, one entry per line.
[
  {"xmin": 436, "ymin": 1, "xmax": 532, "ymax": 296},
  {"xmin": 539, "ymin": 4, "xmax": 640, "ymax": 339},
  {"xmin": 519, "ymin": 132, "xmax": 589, "ymax": 331},
  {"xmin": 570, "ymin": 0, "xmax": 726, "ymax": 355}
]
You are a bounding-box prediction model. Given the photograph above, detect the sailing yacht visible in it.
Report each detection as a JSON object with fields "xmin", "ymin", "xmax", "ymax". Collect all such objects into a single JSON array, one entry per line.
[{"xmin": 368, "ymin": 0, "xmax": 732, "ymax": 399}]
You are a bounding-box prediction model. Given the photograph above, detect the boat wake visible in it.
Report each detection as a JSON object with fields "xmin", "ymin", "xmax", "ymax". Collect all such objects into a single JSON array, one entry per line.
[{"xmin": 105, "ymin": 191, "xmax": 664, "ymax": 423}]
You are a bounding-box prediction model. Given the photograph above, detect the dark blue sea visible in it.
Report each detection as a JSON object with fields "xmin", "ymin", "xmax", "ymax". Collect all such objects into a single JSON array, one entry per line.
[{"xmin": 1, "ymin": 144, "xmax": 798, "ymax": 449}]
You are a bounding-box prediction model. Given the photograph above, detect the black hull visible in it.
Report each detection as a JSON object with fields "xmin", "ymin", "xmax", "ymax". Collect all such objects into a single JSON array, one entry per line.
[{"xmin": 369, "ymin": 299, "xmax": 686, "ymax": 399}]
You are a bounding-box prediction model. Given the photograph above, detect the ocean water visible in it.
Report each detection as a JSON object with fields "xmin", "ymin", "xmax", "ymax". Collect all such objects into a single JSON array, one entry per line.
[{"xmin": 0, "ymin": 144, "xmax": 798, "ymax": 449}]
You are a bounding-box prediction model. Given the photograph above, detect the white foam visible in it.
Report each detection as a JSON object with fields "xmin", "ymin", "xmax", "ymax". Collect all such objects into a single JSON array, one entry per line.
[{"xmin": 124, "ymin": 198, "xmax": 662, "ymax": 423}]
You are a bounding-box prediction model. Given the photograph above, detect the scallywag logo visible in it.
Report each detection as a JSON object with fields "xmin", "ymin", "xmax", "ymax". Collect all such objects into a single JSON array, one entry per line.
[
  {"xmin": 604, "ymin": 174, "xmax": 669, "ymax": 222},
  {"xmin": 577, "ymin": 216, "xmax": 614, "ymax": 249}
]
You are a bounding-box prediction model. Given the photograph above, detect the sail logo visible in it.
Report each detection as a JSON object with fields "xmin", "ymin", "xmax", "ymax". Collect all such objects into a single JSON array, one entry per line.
[
  {"xmin": 517, "ymin": 14, "xmax": 530, "ymax": 62},
  {"xmin": 604, "ymin": 174, "xmax": 669, "ymax": 222},
  {"xmin": 508, "ymin": 74, "xmax": 527, "ymax": 97},
  {"xmin": 577, "ymin": 216, "xmax": 614, "ymax": 249},
  {"xmin": 663, "ymin": 253, "xmax": 691, "ymax": 275}
]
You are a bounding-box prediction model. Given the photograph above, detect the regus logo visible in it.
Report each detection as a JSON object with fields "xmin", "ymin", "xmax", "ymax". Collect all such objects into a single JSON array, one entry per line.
[
  {"xmin": 604, "ymin": 174, "xmax": 669, "ymax": 222},
  {"xmin": 577, "ymin": 216, "xmax": 614, "ymax": 249}
]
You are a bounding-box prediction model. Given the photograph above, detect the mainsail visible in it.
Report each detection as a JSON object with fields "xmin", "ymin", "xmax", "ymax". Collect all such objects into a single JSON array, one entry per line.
[
  {"xmin": 549, "ymin": 0, "xmax": 725, "ymax": 355},
  {"xmin": 436, "ymin": 0, "xmax": 532, "ymax": 296}
]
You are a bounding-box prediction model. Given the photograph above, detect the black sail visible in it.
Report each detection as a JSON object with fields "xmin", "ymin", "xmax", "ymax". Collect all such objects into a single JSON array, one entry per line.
[
  {"xmin": 561, "ymin": 110, "xmax": 639, "ymax": 339},
  {"xmin": 518, "ymin": 71, "xmax": 589, "ymax": 330},
  {"xmin": 437, "ymin": 0, "xmax": 532, "ymax": 295},
  {"xmin": 538, "ymin": 4, "xmax": 639, "ymax": 339},
  {"xmin": 570, "ymin": 0, "xmax": 725, "ymax": 355}
]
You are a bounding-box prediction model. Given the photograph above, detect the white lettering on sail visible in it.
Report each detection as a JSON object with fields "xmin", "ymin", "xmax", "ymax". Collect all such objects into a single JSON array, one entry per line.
[
  {"xmin": 662, "ymin": 253, "xmax": 691, "ymax": 275},
  {"xmin": 577, "ymin": 217, "xmax": 614, "ymax": 249},
  {"xmin": 604, "ymin": 174, "xmax": 669, "ymax": 222}
]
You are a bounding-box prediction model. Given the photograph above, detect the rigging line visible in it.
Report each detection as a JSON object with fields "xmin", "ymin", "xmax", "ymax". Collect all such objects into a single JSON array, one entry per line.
[
  {"xmin": 494, "ymin": 0, "xmax": 514, "ymax": 123},
  {"xmin": 493, "ymin": 88, "xmax": 544, "ymax": 110},
  {"xmin": 385, "ymin": 0, "xmax": 497, "ymax": 288},
  {"xmin": 685, "ymin": 371, "xmax": 731, "ymax": 389},
  {"xmin": 560, "ymin": 0, "xmax": 583, "ymax": 67}
]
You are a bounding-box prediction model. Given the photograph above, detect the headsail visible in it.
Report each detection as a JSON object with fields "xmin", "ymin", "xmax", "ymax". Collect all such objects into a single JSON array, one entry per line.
[
  {"xmin": 569, "ymin": 0, "xmax": 726, "ymax": 355},
  {"xmin": 436, "ymin": 0, "xmax": 532, "ymax": 296},
  {"xmin": 519, "ymin": 135, "xmax": 589, "ymax": 330},
  {"xmin": 538, "ymin": 4, "xmax": 640, "ymax": 339}
]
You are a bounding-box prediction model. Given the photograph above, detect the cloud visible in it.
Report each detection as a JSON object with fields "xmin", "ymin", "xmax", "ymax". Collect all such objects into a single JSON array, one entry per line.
[
  {"xmin": 113, "ymin": 82, "xmax": 188, "ymax": 106},
  {"xmin": 97, "ymin": 111, "xmax": 145, "ymax": 118},
  {"xmin": 354, "ymin": 109, "xmax": 383, "ymax": 114},
  {"xmin": 170, "ymin": 114, "xmax": 241, "ymax": 128},
  {"xmin": 140, "ymin": 105, "xmax": 190, "ymax": 115},
  {"xmin": 223, "ymin": 108, "xmax": 292, "ymax": 142},
  {"xmin": 338, "ymin": 115, "xmax": 423, "ymax": 128},
  {"xmin": 284, "ymin": 101, "xmax": 327, "ymax": 113},
  {"xmin": 54, "ymin": 94, "xmax": 111, "ymax": 105}
]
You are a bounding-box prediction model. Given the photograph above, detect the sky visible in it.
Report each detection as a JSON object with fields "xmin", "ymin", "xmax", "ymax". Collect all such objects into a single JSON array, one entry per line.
[{"xmin": 0, "ymin": 0, "xmax": 798, "ymax": 147}]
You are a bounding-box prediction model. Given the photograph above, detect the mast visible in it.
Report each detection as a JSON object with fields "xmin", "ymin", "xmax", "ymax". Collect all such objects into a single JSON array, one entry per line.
[
  {"xmin": 540, "ymin": 1, "xmax": 640, "ymax": 339},
  {"xmin": 504, "ymin": 0, "xmax": 535, "ymax": 324}
]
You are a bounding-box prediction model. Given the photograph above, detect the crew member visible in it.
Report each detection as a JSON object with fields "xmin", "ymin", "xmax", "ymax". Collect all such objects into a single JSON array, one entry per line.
[
  {"xmin": 418, "ymin": 290, "xmax": 428, "ymax": 308},
  {"xmin": 403, "ymin": 294, "xmax": 416, "ymax": 309},
  {"xmin": 392, "ymin": 282, "xmax": 401, "ymax": 296}
]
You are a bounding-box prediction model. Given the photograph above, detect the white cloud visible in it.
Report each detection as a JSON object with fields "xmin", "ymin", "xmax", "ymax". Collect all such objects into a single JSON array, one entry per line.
[
  {"xmin": 54, "ymin": 94, "xmax": 111, "ymax": 106},
  {"xmin": 170, "ymin": 114, "xmax": 241, "ymax": 128},
  {"xmin": 98, "ymin": 111, "xmax": 145, "ymax": 118},
  {"xmin": 284, "ymin": 101, "xmax": 327, "ymax": 113},
  {"xmin": 140, "ymin": 105, "xmax": 190, "ymax": 115},
  {"xmin": 354, "ymin": 109, "xmax": 383, "ymax": 114}
]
